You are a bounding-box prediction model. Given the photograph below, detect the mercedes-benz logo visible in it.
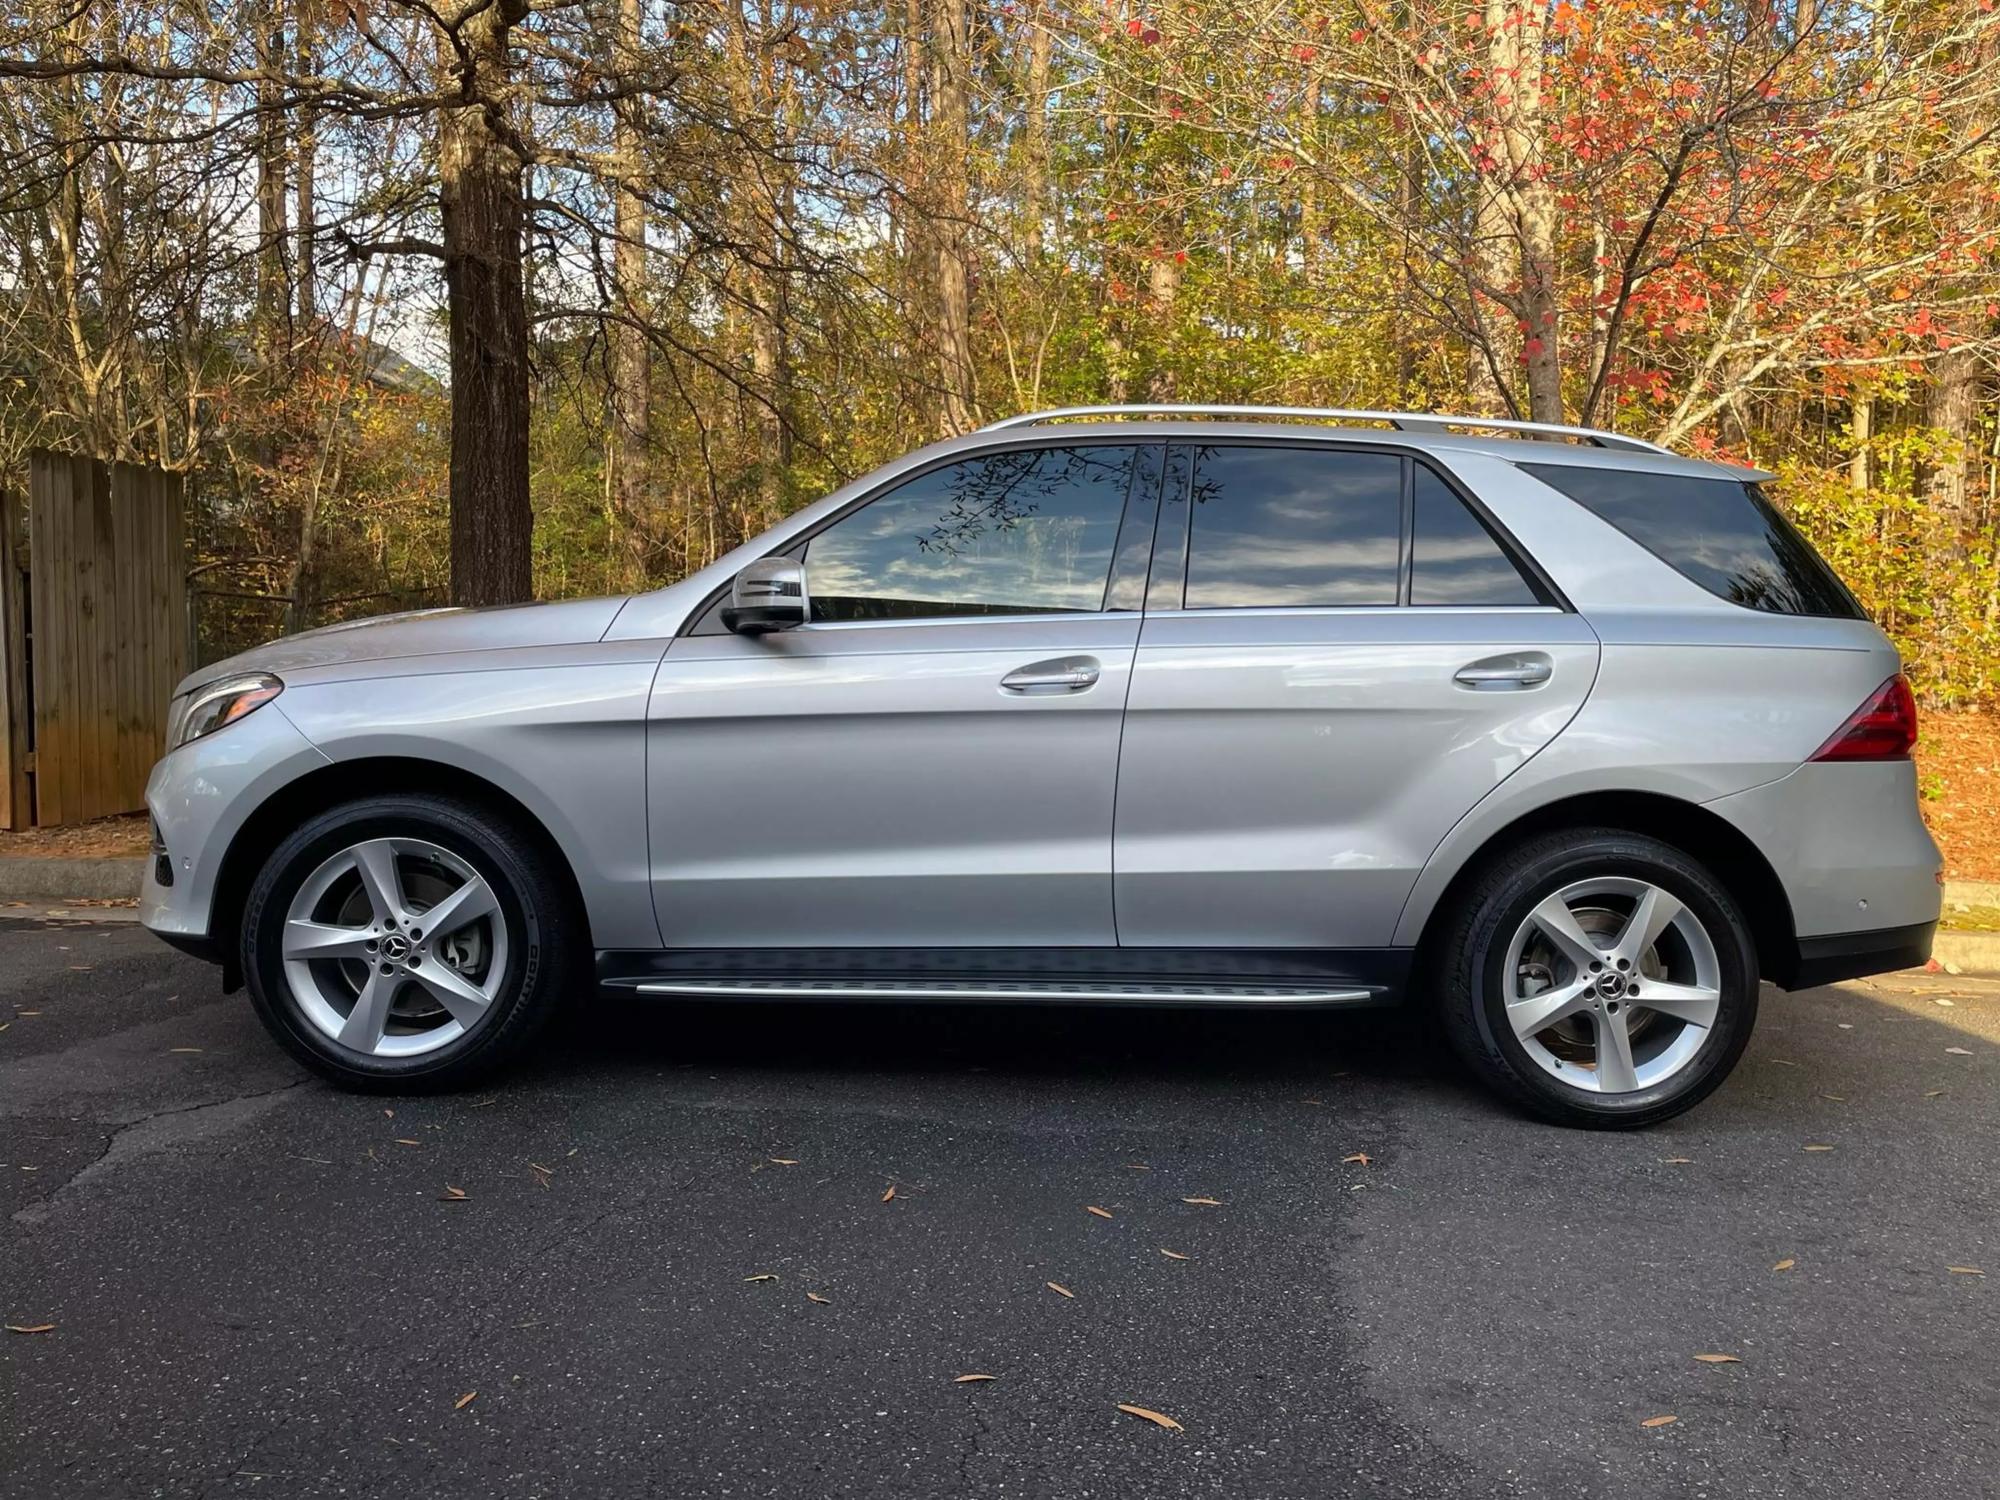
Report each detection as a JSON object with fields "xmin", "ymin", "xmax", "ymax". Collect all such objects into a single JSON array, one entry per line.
[
  {"xmin": 1595, "ymin": 971, "xmax": 1628, "ymax": 1000},
  {"xmin": 381, "ymin": 933, "xmax": 412, "ymax": 963}
]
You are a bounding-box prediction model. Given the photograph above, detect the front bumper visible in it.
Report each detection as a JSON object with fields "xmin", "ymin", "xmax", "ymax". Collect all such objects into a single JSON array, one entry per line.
[{"xmin": 139, "ymin": 704, "xmax": 329, "ymax": 950}]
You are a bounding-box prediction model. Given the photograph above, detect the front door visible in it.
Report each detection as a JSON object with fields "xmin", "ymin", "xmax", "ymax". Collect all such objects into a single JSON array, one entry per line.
[
  {"xmin": 649, "ymin": 441, "xmax": 1160, "ymax": 949},
  {"xmin": 1114, "ymin": 443, "xmax": 1599, "ymax": 949}
]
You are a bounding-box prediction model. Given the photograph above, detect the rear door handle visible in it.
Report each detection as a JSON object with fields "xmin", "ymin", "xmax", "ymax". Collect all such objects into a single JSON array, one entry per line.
[
  {"xmin": 1454, "ymin": 653, "xmax": 1553, "ymax": 690},
  {"xmin": 1001, "ymin": 655, "xmax": 1101, "ymax": 694}
]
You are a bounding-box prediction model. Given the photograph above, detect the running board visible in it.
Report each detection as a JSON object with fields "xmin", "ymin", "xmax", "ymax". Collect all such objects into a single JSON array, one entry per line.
[{"xmin": 605, "ymin": 977, "xmax": 1380, "ymax": 1007}]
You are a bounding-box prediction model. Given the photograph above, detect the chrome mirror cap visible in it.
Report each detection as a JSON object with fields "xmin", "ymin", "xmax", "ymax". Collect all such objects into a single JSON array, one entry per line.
[{"xmin": 721, "ymin": 556, "xmax": 808, "ymax": 635}]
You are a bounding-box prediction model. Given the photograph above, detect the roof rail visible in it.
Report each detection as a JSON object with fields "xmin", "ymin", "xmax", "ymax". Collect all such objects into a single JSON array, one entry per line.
[{"xmin": 978, "ymin": 404, "xmax": 1673, "ymax": 456}]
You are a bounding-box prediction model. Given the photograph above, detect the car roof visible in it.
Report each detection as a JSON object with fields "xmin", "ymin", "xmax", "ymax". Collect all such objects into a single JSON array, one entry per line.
[{"xmin": 941, "ymin": 420, "xmax": 1772, "ymax": 484}]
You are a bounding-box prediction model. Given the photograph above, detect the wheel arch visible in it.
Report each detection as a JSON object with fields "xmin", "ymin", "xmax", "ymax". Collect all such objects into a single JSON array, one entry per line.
[
  {"xmin": 1408, "ymin": 789, "xmax": 1799, "ymax": 986},
  {"xmin": 208, "ymin": 756, "xmax": 593, "ymax": 990}
]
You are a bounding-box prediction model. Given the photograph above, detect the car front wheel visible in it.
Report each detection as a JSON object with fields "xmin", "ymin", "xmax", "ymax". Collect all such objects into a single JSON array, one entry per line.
[
  {"xmin": 241, "ymin": 793, "xmax": 577, "ymax": 1091},
  {"xmin": 1435, "ymin": 828, "xmax": 1760, "ymax": 1128}
]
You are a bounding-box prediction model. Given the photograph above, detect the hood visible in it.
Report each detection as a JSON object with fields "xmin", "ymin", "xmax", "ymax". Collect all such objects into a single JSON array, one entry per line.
[{"xmin": 176, "ymin": 595, "xmax": 631, "ymax": 695}]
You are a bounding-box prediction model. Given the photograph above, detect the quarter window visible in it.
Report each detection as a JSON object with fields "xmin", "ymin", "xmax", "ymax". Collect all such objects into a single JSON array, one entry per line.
[
  {"xmin": 1183, "ymin": 445, "xmax": 1403, "ymax": 608},
  {"xmin": 805, "ymin": 445, "xmax": 1135, "ymax": 622},
  {"xmin": 1410, "ymin": 466, "xmax": 1541, "ymax": 606}
]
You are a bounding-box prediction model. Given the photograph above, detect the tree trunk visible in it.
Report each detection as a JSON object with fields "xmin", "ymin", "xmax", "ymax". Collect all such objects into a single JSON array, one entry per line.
[
  {"xmin": 1926, "ymin": 345, "xmax": 1980, "ymax": 544},
  {"xmin": 725, "ymin": 0, "xmax": 791, "ymax": 520},
  {"xmin": 609, "ymin": 0, "xmax": 651, "ymax": 543},
  {"xmin": 1496, "ymin": 0, "xmax": 1561, "ymax": 422},
  {"xmin": 256, "ymin": 2, "xmax": 289, "ymax": 362},
  {"xmin": 1023, "ymin": 6, "xmax": 1051, "ymax": 259},
  {"xmin": 294, "ymin": 0, "xmax": 316, "ymax": 325},
  {"xmin": 1145, "ymin": 249, "xmax": 1181, "ymax": 402},
  {"xmin": 929, "ymin": 0, "xmax": 976, "ymax": 432},
  {"xmin": 438, "ymin": 0, "xmax": 534, "ymax": 607}
]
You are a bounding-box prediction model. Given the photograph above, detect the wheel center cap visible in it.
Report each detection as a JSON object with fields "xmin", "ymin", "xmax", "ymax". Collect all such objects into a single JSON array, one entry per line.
[
  {"xmin": 1595, "ymin": 971, "xmax": 1628, "ymax": 999},
  {"xmin": 381, "ymin": 933, "xmax": 412, "ymax": 963}
]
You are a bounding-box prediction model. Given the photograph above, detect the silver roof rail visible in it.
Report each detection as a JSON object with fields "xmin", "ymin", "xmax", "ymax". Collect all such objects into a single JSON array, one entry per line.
[{"xmin": 978, "ymin": 404, "xmax": 1673, "ymax": 456}]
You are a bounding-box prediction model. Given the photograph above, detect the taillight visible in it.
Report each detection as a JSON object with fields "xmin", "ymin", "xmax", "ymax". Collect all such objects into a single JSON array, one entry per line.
[{"xmin": 1810, "ymin": 673, "xmax": 1917, "ymax": 762}]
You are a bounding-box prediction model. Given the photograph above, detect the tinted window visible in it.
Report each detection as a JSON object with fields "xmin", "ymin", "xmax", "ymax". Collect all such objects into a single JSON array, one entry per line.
[
  {"xmin": 1523, "ymin": 464, "xmax": 1863, "ymax": 619},
  {"xmin": 805, "ymin": 445, "xmax": 1134, "ymax": 622},
  {"xmin": 1184, "ymin": 446, "xmax": 1402, "ymax": 608},
  {"xmin": 1410, "ymin": 467, "xmax": 1541, "ymax": 606}
]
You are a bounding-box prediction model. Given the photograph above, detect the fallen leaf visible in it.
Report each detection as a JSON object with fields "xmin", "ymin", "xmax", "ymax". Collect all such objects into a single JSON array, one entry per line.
[
  {"xmin": 454, "ymin": 1392, "xmax": 477, "ymax": 1410},
  {"xmin": 1086, "ymin": 1205, "xmax": 1113, "ymax": 1219},
  {"xmin": 1693, "ymin": 1353, "xmax": 1741, "ymax": 1364},
  {"xmin": 1641, "ymin": 1414, "xmax": 1678, "ymax": 1429},
  {"xmin": 168, "ymin": 1047, "xmax": 202, "ymax": 1054},
  {"xmin": 1125, "ymin": 1162, "xmax": 1151, "ymax": 1171},
  {"xmin": 1947, "ymin": 1266, "xmax": 1985, "ymax": 1276},
  {"xmin": 806, "ymin": 1292, "xmax": 832, "ymax": 1304},
  {"xmin": 743, "ymin": 1273, "xmax": 778, "ymax": 1283},
  {"xmin": 1773, "ymin": 1258, "xmax": 1796, "ymax": 1272},
  {"xmin": 439, "ymin": 1186, "xmax": 468, "ymax": 1201},
  {"xmin": 1160, "ymin": 1249, "xmax": 1190, "ymax": 1261},
  {"xmin": 15, "ymin": 1011, "xmax": 40, "ymax": 1017},
  {"xmin": 1820, "ymin": 1094, "xmax": 1846, "ymax": 1102},
  {"xmin": 1802, "ymin": 1144, "xmax": 1836, "ymax": 1152},
  {"xmin": 383, "ymin": 1108, "xmax": 394, "ymax": 1118},
  {"xmin": 954, "ymin": 1373, "xmax": 997, "ymax": 1383},
  {"xmin": 1181, "ymin": 1196, "xmax": 1222, "ymax": 1207},
  {"xmin": 1934, "ymin": 997, "xmax": 1956, "ymax": 1008},
  {"xmin": 5, "ymin": 1324, "xmax": 55, "ymax": 1335},
  {"xmin": 395, "ymin": 1138, "xmax": 421, "ymax": 1147},
  {"xmin": 1047, "ymin": 1281, "xmax": 1075, "ymax": 1299},
  {"xmin": 1661, "ymin": 1157, "xmax": 1694, "ymax": 1165},
  {"xmin": 882, "ymin": 1185, "xmax": 897, "ymax": 1202},
  {"xmin": 1342, "ymin": 1153, "xmax": 1372, "ymax": 1166},
  {"xmin": 1926, "ymin": 1088, "xmax": 1950, "ymax": 1098},
  {"xmin": 1946, "ymin": 1047, "xmax": 1973, "ymax": 1056},
  {"xmin": 1837, "ymin": 1022, "xmax": 1854, "ymax": 1030},
  {"xmin": 1118, "ymin": 1403, "xmax": 1183, "ymax": 1432},
  {"xmin": 1769, "ymin": 1059, "xmax": 1799, "ymax": 1068},
  {"xmin": 768, "ymin": 1158, "xmax": 799, "ymax": 1166},
  {"xmin": 527, "ymin": 1162, "xmax": 554, "ymax": 1175}
]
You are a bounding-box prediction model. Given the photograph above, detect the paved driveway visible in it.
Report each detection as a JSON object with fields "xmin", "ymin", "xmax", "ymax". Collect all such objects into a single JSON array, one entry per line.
[{"xmin": 3, "ymin": 918, "xmax": 1994, "ymax": 1498}]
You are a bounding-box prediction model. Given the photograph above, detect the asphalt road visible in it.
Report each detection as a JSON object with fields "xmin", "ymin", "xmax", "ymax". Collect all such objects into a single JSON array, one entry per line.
[{"xmin": 3, "ymin": 917, "xmax": 1995, "ymax": 1500}]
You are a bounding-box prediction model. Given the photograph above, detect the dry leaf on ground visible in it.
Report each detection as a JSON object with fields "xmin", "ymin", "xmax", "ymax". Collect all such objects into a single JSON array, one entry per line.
[
  {"xmin": 1802, "ymin": 1144, "xmax": 1836, "ymax": 1152},
  {"xmin": 439, "ymin": 1186, "xmax": 468, "ymax": 1202},
  {"xmin": 743, "ymin": 1273, "xmax": 778, "ymax": 1283},
  {"xmin": 1946, "ymin": 1047, "xmax": 1974, "ymax": 1056},
  {"xmin": 168, "ymin": 1047, "xmax": 202, "ymax": 1054},
  {"xmin": 395, "ymin": 1138, "xmax": 421, "ymax": 1147},
  {"xmin": 1693, "ymin": 1353, "xmax": 1741, "ymax": 1364},
  {"xmin": 454, "ymin": 1392, "xmax": 477, "ymax": 1410},
  {"xmin": 1773, "ymin": 1258, "xmax": 1796, "ymax": 1272},
  {"xmin": 806, "ymin": 1292, "xmax": 832, "ymax": 1304},
  {"xmin": 1641, "ymin": 1414, "xmax": 1678, "ymax": 1428},
  {"xmin": 768, "ymin": 1158, "xmax": 799, "ymax": 1166},
  {"xmin": 1342, "ymin": 1153, "xmax": 1371, "ymax": 1166},
  {"xmin": 1661, "ymin": 1157, "xmax": 1694, "ymax": 1164},
  {"xmin": 1117, "ymin": 1404, "xmax": 1183, "ymax": 1432},
  {"xmin": 6, "ymin": 1324, "xmax": 55, "ymax": 1334},
  {"xmin": 1947, "ymin": 1266, "xmax": 1985, "ymax": 1276},
  {"xmin": 1086, "ymin": 1205, "xmax": 1113, "ymax": 1219},
  {"xmin": 1047, "ymin": 1281, "xmax": 1075, "ymax": 1298},
  {"xmin": 1160, "ymin": 1249, "xmax": 1190, "ymax": 1261},
  {"xmin": 954, "ymin": 1374, "xmax": 997, "ymax": 1383},
  {"xmin": 1181, "ymin": 1196, "xmax": 1222, "ymax": 1206},
  {"xmin": 881, "ymin": 1185, "xmax": 897, "ymax": 1202}
]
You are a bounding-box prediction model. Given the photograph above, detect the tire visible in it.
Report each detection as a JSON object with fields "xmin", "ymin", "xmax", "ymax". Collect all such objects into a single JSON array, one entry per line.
[
  {"xmin": 1433, "ymin": 827, "xmax": 1759, "ymax": 1129},
  {"xmin": 240, "ymin": 793, "xmax": 580, "ymax": 1092}
]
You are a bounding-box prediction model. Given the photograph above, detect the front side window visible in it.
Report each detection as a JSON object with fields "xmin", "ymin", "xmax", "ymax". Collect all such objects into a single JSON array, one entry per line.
[
  {"xmin": 805, "ymin": 445, "xmax": 1135, "ymax": 623},
  {"xmin": 1183, "ymin": 445, "xmax": 1403, "ymax": 608},
  {"xmin": 1521, "ymin": 463, "xmax": 1863, "ymax": 619}
]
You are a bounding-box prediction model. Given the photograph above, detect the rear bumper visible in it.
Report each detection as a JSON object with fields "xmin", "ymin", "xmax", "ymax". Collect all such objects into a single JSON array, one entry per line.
[{"xmin": 1780, "ymin": 919, "xmax": 1935, "ymax": 990}]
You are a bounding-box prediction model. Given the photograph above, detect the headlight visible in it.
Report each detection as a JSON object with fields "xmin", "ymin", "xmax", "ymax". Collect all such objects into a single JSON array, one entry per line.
[{"xmin": 168, "ymin": 673, "xmax": 283, "ymax": 752}]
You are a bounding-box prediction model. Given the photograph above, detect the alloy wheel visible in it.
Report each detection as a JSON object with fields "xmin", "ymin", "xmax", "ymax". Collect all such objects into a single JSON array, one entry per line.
[{"xmin": 1500, "ymin": 876, "xmax": 1723, "ymax": 1094}]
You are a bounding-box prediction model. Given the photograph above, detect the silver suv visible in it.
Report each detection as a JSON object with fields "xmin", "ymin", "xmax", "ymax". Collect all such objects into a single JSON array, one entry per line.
[{"xmin": 140, "ymin": 407, "xmax": 1942, "ymax": 1127}]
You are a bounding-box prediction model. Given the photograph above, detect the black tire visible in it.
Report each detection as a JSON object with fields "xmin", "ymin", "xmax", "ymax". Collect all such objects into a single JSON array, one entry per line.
[
  {"xmin": 1433, "ymin": 827, "xmax": 1759, "ymax": 1129},
  {"xmin": 240, "ymin": 793, "xmax": 580, "ymax": 1092}
]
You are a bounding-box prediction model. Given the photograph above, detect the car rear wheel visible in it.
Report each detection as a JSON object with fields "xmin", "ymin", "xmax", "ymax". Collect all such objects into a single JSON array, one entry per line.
[
  {"xmin": 241, "ymin": 793, "xmax": 578, "ymax": 1092},
  {"xmin": 1434, "ymin": 828, "xmax": 1759, "ymax": 1128}
]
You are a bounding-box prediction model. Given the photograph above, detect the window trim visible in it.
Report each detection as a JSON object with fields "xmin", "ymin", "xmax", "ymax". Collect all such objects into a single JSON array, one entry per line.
[{"xmin": 684, "ymin": 438, "xmax": 1164, "ymax": 636}]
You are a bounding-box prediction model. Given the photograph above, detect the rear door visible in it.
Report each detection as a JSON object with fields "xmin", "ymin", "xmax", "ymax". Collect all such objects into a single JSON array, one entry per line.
[
  {"xmin": 1113, "ymin": 443, "xmax": 1599, "ymax": 948},
  {"xmin": 650, "ymin": 441, "xmax": 1161, "ymax": 949}
]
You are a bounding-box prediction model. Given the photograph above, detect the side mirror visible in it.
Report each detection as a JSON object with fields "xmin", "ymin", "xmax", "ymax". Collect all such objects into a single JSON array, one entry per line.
[{"xmin": 721, "ymin": 556, "xmax": 808, "ymax": 635}]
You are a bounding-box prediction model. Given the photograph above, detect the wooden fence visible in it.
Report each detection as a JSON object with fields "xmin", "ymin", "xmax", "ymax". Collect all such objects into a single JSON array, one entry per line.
[{"xmin": 0, "ymin": 453, "xmax": 188, "ymax": 830}]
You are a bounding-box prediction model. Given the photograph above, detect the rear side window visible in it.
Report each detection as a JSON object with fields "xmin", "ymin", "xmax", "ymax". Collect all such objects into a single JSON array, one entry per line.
[
  {"xmin": 1521, "ymin": 463, "xmax": 1863, "ymax": 619},
  {"xmin": 805, "ymin": 445, "xmax": 1135, "ymax": 622},
  {"xmin": 1184, "ymin": 445, "xmax": 1402, "ymax": 608},
  {"xmin": 1410, "ymin": 467, "xmax": 1542, "ymax": 606}
]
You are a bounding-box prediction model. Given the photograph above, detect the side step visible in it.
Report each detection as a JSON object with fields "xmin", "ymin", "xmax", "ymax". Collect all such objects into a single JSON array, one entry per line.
[{"xmin": 604, "ymin": 977, "xmax": 1379, "ymax": 1007}]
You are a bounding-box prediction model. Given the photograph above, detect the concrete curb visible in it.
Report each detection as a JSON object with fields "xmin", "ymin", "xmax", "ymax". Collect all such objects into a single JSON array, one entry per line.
[
  {"xmin": 0, "ymin": 855, "xmax": 145, "ymax": 902},
  {"xmin": 1930, "ymin": 930, "xmax": 2000, "ymax": 977}
]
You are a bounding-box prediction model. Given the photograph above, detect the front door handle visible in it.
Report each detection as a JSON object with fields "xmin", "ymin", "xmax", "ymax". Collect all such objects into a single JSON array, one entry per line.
[
  {"xmin": 1454, "ymin": 653, "xmax": 1553, "ymax": 690},
  {"xmin": 1001, "ymin": 655, "xmax": 1101, "ymax": 694}
]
